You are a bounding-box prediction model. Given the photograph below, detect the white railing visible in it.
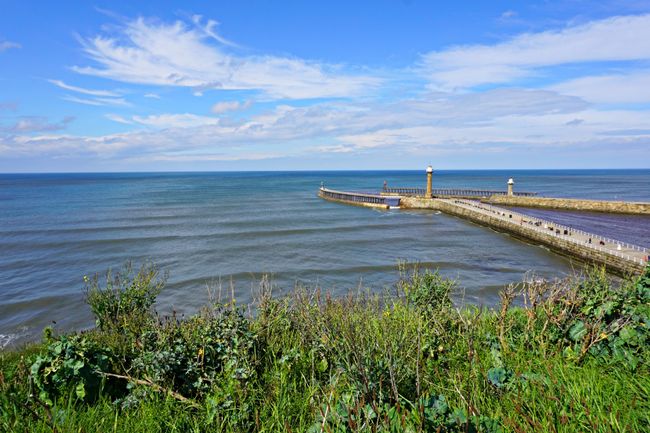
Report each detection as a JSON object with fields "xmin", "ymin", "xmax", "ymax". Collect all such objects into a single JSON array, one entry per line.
[{"xmin": 445, "ymin": 199, "xmax": 648, "ymax": 266}]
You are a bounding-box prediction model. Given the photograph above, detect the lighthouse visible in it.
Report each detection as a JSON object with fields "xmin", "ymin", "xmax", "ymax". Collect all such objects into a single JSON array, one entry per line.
[
  {"xmin": 507, "ymin": 178, "xmax": 514, "ymax": 196},
  {"xmin": 426, "ymin": 165, "xmax": 433, "ymax": 198}
]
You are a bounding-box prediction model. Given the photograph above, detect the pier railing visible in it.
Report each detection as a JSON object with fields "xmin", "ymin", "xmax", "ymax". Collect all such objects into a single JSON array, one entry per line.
[
  {"xmin": 383, "ymin": 186, "xmax": 537, "ymax": 198},
  {"xmin": 448, "ymin": 199, "xmax": 648, "ymax": 266},
  {"xmin": 320, "ymin": 187, "xmax": 400, "ymax": 207}
]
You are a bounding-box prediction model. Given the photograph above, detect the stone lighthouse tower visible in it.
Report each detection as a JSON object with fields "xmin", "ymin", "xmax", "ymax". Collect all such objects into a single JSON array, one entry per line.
[
  {"xmin": 426, "ymin": 165, "xmax": 433, "ymax": 198},
  {"xmin": 507, "ymin": 178, "xmax": 514, "ymax": 196}
]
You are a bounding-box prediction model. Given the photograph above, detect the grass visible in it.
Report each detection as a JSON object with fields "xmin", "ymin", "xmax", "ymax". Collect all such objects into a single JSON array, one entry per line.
[{"xmin": 1, "ymin": 263, "xmax": 648, "ymax": 432}]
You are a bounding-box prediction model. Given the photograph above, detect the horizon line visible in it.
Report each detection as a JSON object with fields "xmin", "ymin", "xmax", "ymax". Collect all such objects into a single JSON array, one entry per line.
[{"xmin": 2, "ymin": 167, "xmax": 650, "ymax": 175}]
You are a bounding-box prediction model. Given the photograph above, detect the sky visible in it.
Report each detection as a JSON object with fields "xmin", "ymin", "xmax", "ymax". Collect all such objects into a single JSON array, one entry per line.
[{"xmin": 1, "ymin": 0, "xmax": 650, "ymax": 172}]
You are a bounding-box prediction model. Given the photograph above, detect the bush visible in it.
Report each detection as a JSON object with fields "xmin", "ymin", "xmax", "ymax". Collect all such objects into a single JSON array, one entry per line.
[
  {"xmin": 130, "ymin": 305, "xmax": 259, "ymax": 399},
  {"xmin": 397, "ymin": 265, "xmax": 455, "ymax": 311},
  {"xmin": 30, "ymin": 334, "xmax": 113, "ymax": 405},
  {"xmin": 84, "ymin": 262, "xmax": 166, "ymax": 333},
  {"xmin": 538, "ymin": 266, "xmax": 650, "ymax": 368}
]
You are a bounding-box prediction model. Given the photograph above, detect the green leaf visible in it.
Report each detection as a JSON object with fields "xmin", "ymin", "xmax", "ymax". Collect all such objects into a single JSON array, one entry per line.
[
  {"xmin": 487, "ymin": 367, "xmax": 511, "ymax": 388},
  {"xmin": 619, "ymin": 326, "xmax": 639, "ymax": 345},
  {"xmin": 568, "ymin": 321, "xmax": 587, "ymax": 342},
  {"xmin": 448, "ymin": 408, "xmax": 467, "ymax": 426},
  {"xmin": 317, "ymin": 357, "xmax": 328, "ymax": 373},
  {"xmin": 75, "ymin": 382, "xmax": 86, "ymax": 400}
]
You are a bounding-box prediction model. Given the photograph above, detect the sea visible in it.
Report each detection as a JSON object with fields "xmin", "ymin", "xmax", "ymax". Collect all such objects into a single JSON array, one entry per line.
[{"xmin": 1, "ymin": 169, "xmax": 649, "ymax": 348}]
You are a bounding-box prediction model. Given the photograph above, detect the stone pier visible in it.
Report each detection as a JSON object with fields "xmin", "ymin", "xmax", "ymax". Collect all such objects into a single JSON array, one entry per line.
[{"xmin": 484, "ymin": 195, "xmax": 650, "ymax": 215}]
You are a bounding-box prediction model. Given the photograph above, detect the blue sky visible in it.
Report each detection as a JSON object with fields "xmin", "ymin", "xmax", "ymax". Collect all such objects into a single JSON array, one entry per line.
[{"xmin": 1, "ymin": 0, "xmax": 650, "ymax": 172}]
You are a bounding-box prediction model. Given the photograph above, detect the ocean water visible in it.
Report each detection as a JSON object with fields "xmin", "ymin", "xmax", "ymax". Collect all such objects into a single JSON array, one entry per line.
[{"xmin": 1, "ymin": 169, "xmax": 649, "ymax": 347}]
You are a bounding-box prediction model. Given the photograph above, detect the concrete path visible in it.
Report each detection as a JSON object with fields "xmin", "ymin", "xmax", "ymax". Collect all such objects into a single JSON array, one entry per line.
[{"xmin": 441, "ymin": 199, "xmax": 649, "ymax": 267}]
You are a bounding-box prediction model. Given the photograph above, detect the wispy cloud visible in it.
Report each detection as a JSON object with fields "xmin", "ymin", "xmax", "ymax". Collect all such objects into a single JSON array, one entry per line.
[
  {"xmin": 211, "ymin": 100, "xmax": 251, "ymax": 114},
  {"xmin": 72, "ymin": 16, "xmax": 379, "ymax": 99},
  {"xmin": 48, "ymin": 79, "xmax": 120, "ymax": 97},
  {"xmin": 144, "ymin": 93, "xmax": 161, "ymax": 99},
  {"xmin": 549, "ymin": 70, "xmax": 650, "ymax": 104},
  {"xmin": 421, "ymin": 14, "xmax": 650, "ymax": 90},
  {"xmin": 131, "ymin": 113, "xmax": 219, "ymax": 128},
  {"xmin": 104, "ymin": 113, "xmax": 134, "ymax": 124},
  {"xmin": 190, "ymin": 14, "xmax": 238, "ymax": 47},
  {"xmin": 0, "ymin": 116, "xmax": 74, "ymax": 133},
  {"xmin": 63, "ymin": 95, "xmax": 131, "ymax": 107},
  {"xmin": 106, "ymin": 112, "xmax": 220, "ymax": 128},
  {"xmin": 0, "ymin": 40, "xmax": 21, "ymax": 52}
]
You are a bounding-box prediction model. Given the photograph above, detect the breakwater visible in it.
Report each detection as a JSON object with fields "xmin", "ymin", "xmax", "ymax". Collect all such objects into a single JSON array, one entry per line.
[
  {"xmin": 321, "ymin": 191, "xmax": 648, "ymax": 276},
  {"xmin": 485, "ymin": 195, "xmax": 650, "ymax": 215},
  {"xmin": 436, "ymin": 199, "xmax": 647, "ymax": 276},
  {"xmin": 319, "ymin": 187, "xmax": 400, "ymax": 209}
]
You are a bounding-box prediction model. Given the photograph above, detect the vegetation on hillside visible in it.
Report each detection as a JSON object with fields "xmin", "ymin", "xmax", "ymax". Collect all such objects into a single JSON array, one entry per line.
[{"xmin": 1, "ymin": 263, "xmax": 649, "ymax": 432}]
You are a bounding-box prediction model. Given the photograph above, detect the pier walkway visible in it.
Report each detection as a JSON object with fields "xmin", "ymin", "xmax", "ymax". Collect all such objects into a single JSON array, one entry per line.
[
  {"xmin": 442, "ymin": 199, "xmax": 648, "ymax": 270},
  {"xmin": 319, "ymin": 187, "xmax": 400, "ymax": 209},
  {"xmin": 382, "ymin": 186, "xmax": 536, "ymax": 198}
]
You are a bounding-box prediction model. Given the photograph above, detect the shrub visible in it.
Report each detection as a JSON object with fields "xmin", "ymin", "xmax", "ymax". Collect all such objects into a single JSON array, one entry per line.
[
  {"xmin": 84, "ymin": 262, "xmax": 166, "ymax": 333},
  {"xmin": 397, "ymin": 265, "xmax": 455, "ymax": 311},
  {"xmin": 130, "ymin": 305, "xmax": 259, "ymax": 399},
  {"xmin": 30, "ymin": 334, "xmax": 113, "ymax": 405},
  {"xmin": 541, "ymin": 266, "xmax": 650, "ymax": 368}
]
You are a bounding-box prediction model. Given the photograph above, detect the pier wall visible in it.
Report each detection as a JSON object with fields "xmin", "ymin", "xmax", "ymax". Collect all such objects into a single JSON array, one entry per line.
[
  {"xmin": 319, "ymin": 191, "xmax": 647, "ymax": 276},
  {"xmin": 399, "ymin": 196, "xmax": 444, "ymax": 210},
  {"xmin": 485, "ymin": 196, "xmax": 650, "ymax": 215},
  {"xmin": 433, "ymin": 200, "xmax": 645, "ymax": 276},
  {"xmin": 397, "ymin": 196, "xmax": 645, "ymax": 275},
  {"xmin": 318, "ymin": 189, "xmax": 390, "ymax": 209}
]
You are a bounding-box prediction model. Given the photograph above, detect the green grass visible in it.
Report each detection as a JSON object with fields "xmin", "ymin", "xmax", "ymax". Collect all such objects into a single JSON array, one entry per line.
[{"xmin": 1, "ymin": 264, "xmax": 648, "ymax": 432}]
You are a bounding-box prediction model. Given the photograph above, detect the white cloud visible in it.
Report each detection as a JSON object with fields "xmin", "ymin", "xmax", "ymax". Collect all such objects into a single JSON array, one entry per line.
[
  {"xmin": 550, "ymin": 71, "xmax": 650, "ymax": 104},
  {"xmin": 211, "ymin": 100, "xmax": 251, "ymax": 114},
  {"xmin": 0, "ymin": 40, "xmax": 21, "ymax": 52},
  {"xmin": 63, "ymin": 95, "xmax": 131, "ymax": 107},
  {"xmin": 105, "ymin": 114, "xmax": 134, "ymax": 124},
  {"xmin": 2, "ymin": 88, "xmax": 638, "ymax": 161},
  {"xmin": 72, "ymin": 16, "xmax": 378, "ymax": 99},
  {"xmin": 421, "ymin": 14, "xmax": 650, "ymax": 89},
  {"xmin": 134, "ymin": 151, "xmax": 279, "ymax": 162},
  {"xmin": 48, "ymin": 79, "xmax": 120, "ymax": 97},
  {"xmin": 5, "ymin": 13, "xmax": 650, "ymax": 169},
  {"xmin": 0, "ymin": 116, "xmax": 74, "ymax": 133},
  {"xmin": 144, "ymin": 93, "xmax": 161, "ymax": 99},
  {"xmin": 190, "ymin": 14, "xmax": 238, "ymax": 47},
  {"xmin": 131, "ymin": 113, "xmax": 219, "ymax": 128}
]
